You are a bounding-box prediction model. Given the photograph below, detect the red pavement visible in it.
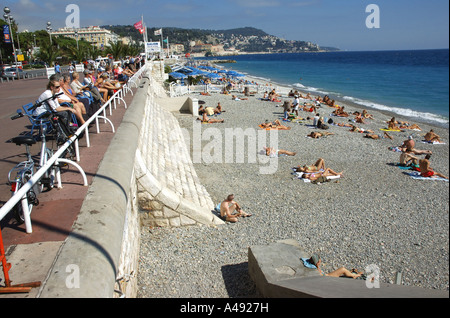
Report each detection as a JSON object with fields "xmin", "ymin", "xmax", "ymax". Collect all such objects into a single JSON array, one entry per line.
[{"xmin": 0, "ymin": 75, "xmax": 135, "ymax": 249}]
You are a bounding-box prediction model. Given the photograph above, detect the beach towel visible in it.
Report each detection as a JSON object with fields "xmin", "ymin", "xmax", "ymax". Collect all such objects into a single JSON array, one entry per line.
[
  {"xmin": 405, "ymin": 171, "xmax": 449, "ymax": 182},
  {"xmin": 380, "ymin": 128, "xmax": 403, "ymax": 132},
  {"xmin": 291, "ymin": 170, "xmax": 340, "ymax": 183},
  {"xmin": 258, "ymin": 124, "xmax": 291, "ymax": 130},
  {"xmin": 301, "ymin": 258, "xmax": 317, "ymax": 269},
  {"xmin": 388, "ymin": 146, "xmax": 403, "ymax": 153},
  {"xmin": 420, "ymin": 140, "xmax": 446, "ymax": 145}
]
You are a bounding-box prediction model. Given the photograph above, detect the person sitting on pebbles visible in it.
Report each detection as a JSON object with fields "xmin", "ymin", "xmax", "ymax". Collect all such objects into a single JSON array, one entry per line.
[
  {"xmin": 218, "ymin": 194, "xmax": 251, "ymax": 223},
  {"xmin": 419, "ymin": 154, "xmax": 448, "ymax": 179},
  {"xmin": 197, "ymin": 112, "xmax": 224, "ymax": 124},
  {"xmin": 424, "ymin": 129, "xmax": 441, "ymax": 143}
]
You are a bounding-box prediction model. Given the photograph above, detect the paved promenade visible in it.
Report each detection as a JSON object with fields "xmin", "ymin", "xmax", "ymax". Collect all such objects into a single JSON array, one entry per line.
[{"xmin": 0, "ymin": 75, "xmax": 134, "ymax": 297}]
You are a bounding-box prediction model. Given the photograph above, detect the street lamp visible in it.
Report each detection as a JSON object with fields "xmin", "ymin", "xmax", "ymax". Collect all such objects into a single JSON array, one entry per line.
[
  {"xmin": 3, "ymin": 7, "xmax": 19, "ymax": 80},
  {"xmin": 74, "ymin": 30, "xmax": 79, "ymax": 50},
  {"xmin": 46, "ymin": 21, "xmax": 52, "ymax": 45}
]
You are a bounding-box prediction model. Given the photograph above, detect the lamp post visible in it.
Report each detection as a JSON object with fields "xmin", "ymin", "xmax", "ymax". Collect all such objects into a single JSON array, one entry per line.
[
  {"xmin": 3, "ymin": 7, "xmax": 19, "ymax": 80},
  {"xmin": 74, "ymin": 30, "xmax": 79, "ymax": 50},
  {"xmin": 46, "ymin": 21, "xmax": 52, "ymax": 45}
]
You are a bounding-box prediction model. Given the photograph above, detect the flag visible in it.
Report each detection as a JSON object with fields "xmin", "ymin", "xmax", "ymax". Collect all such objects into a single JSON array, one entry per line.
[
  {"xmin": 154, "ymin": 28, "xmax": 162, "ymax": 36},
  {"xmin": 134, "ymin": 21, "xmax": 143, "ymax": 31}
]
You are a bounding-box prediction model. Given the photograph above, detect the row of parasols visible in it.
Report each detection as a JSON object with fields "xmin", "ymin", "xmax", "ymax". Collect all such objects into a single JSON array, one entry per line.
[{"xmin": 169, "ymin": 66, "xmax": 245, "ymax": 80}]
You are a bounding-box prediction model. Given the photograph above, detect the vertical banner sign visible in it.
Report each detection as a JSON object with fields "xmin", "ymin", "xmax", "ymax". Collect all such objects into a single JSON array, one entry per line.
[{"xmin": 3, "ymin": 25, "xmax": 12, "ymax": 43}]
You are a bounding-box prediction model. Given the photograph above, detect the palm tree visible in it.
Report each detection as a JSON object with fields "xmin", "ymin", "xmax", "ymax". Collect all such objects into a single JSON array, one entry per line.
[
  {"xmin": 36, "ymin": 41, "xmax": 60, "ymax": 66},
  {"xmin": 66, "ymin": 45, "xmax": 87, "ymax": 63},
  {"xmin": 105, "ymin": 41, "xmax": 124, "ymax": 60}
]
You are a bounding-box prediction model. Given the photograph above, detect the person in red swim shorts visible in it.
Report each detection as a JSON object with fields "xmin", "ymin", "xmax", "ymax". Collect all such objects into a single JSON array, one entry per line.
[{"xmin": 419, "ymin": 154, "xmax": 448, "ymax": 179}]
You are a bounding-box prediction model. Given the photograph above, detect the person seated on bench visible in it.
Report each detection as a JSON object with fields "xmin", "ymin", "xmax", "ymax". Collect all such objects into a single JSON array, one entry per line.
[
  {"xmin": 61, "ymin": 74, "xmax": 91, "ymax": 120},
  {"xmin": 55, "ymin": 75, "xmax": 86, "ymax": 125},
  {"xmin": 34, "ymin": 78, "xmax": 80, "ymax": 123},
  {"xmin": 306, "ymin": 254, "xmax": 364, "ymax": 279}
]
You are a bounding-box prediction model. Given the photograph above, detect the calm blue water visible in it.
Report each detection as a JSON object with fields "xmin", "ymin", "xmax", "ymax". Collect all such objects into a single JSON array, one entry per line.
[{"xmin": 202, "ymin": 49, "xmax": 449, "ymax": 127}]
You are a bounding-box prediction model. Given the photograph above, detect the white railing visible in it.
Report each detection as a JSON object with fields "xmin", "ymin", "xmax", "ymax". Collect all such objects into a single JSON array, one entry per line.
[
  {"xmin": 169, "ymin": 82, "xmax": 265, "ymax": 98},
  {"xmin": 0, "ymin": 63, "xmax": 148, "ymax": 233}
]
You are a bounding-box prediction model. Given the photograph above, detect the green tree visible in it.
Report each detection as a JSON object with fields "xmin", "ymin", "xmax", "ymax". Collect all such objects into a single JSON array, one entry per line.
[
  {"xmin": 105, "ymin": 41, "xmax": 124, "ymax": 60},
  {"xmin": 36, "ymin": 41, "xmax": 60, "ymax": 66}
]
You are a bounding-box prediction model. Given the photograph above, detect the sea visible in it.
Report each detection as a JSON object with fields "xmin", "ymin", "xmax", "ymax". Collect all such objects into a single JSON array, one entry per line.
[{"xmin": 201, "ymin": 49, "xmax": 449, "ymax": 128}]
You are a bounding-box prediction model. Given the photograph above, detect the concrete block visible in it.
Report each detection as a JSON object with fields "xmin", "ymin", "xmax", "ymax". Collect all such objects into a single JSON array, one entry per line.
[{"xmin": 248, "ymin": 239, "xmax": 450, "ymax": 298}]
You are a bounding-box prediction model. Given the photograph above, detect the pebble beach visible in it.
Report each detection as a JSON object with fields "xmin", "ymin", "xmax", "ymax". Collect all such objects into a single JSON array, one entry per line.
[{"xmin": 137, "ymin": 76, "xmax": 449, "ymax": 298}]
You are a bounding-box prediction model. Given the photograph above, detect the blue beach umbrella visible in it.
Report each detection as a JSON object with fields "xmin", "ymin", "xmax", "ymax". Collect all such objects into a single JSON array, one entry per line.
[
  {"xmin": 169, "ymin": 72, "xmax": 187, "ymax": 79},
  {"xmin": 205, "ymin": 72, "xmax": 221, "ymax": 79}
]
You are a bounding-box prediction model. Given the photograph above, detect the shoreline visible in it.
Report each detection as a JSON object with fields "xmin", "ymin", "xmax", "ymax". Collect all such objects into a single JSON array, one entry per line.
[
  {"xmin": 240, "ymin": 73, "xmax": 450, "ymax": 131},
  {"xmin": 196, "ymin": 52, "xmax": 449, "ymax": 129}
]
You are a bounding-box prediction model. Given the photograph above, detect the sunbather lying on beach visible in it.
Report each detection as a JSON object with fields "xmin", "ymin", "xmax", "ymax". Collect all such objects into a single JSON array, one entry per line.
[
  {"xmin": 402, "ymin": 123, "xmax": 422, "ymax": 130},
  {"xmin": 260, "ymin": 119, "xmax": 291, "ymax": 130},
  {"xmin": 424, "ymin": 129, "xmax": 441, "ymax": 143},
  {"xmin": 307, "ymin": 131, "xmax": 335, "ymax": 139},
  {"xmin": 419, "ymin": 154, "xmax": 448, "ymax": 179},
  {"xmin": 294, "ymin": 158, "xmax": 326, "ymax": 173},
  {"xmin": 364, "ymin": 132, "xmax": 393, "ymax": 140},
  {"xmin": 232, "ymin": 95, "xmax": 248, "ymax": 101},
  {"xmin": 197, "ymin": 113, "xmax": 224, "ymax": 123},
  {"xmin": 301, "ymin": 168, "xmax": 343, "ymax": 181},
  {"xmin": 263, "ymin": 147, "xmax": 296, "ymax": 157},
  {"xmin": 305, "ymin": 255, "xmax": 364, "ymax": 279},
  {"xmin": 218, "ymin": 194, "xmax": 251, "ymax": 223},
  {"xmin": 349, "ymin": 125, "xmax": 374, "ymax": 134}
]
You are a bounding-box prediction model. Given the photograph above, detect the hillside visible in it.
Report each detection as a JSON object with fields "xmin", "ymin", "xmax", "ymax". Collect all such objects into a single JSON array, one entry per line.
[{"xmin": 103, "ymin": 25, "xmax": 339, "ymax": 54}]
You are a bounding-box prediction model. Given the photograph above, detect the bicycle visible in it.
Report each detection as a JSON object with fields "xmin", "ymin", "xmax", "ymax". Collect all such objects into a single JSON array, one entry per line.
[
  {"xmin": 8, "ymin": 93, "xmax": 79, "ymax": 224},
  {"xmin": 7, "ymin": 135, "xmax": 40, "ymax": 224}
]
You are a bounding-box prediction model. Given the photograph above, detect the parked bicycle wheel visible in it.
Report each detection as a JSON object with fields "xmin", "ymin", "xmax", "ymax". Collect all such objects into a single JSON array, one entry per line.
[
  {"xmin": 51, "ymin": 113, "xmax": 77, "ymax": 160},
  {"xmin": 11, "ymin": 172, "xmax": 40, "ymax": 224}
]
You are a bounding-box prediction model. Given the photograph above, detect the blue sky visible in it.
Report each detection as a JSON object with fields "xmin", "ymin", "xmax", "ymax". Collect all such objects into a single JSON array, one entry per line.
[{"xmin": 3, "ymin": 0, "xmax": 449, "ymax": 51}]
